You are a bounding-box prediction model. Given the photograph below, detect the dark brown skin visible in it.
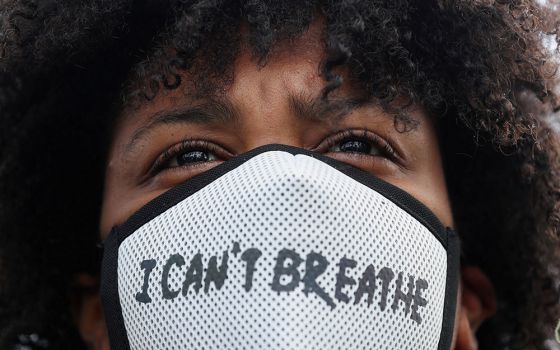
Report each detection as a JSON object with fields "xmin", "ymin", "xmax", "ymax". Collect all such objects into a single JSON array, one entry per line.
[{"xmin": 82, "ymin": 22, "xmax": 497, "ymax": 350}]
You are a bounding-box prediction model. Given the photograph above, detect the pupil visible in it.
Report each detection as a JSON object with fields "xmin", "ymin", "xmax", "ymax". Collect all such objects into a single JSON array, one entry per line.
[
  {"xmin": 177, "ymin": 150, "xmax": 209, "ymax": 166},
  {"xmin": 339, "ymin": 140, "xmax": 371, "ymax": 154}
]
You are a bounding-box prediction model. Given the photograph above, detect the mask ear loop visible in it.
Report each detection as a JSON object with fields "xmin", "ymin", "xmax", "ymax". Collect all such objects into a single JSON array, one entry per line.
[
  {"xmin": 96, "ymin": 240, "xmax": 104, "ymax": 263},
  {"xmin": 100, "ymin": 226, "xmax": 133, "ymax": 350},
  {"xmin": 437, "ymin": 227, "xmax": 461, "ymax": 350},
  {"xmin": 96, "ymin": 225, "xmax": 121, "ymax": 272},
  {"xmin": 555, "ymin": 318, "xmax": 560, "ymax": 344},
  {"xmin": 458, "ymin": 237, "xmax": 466, "ymax": 268}
]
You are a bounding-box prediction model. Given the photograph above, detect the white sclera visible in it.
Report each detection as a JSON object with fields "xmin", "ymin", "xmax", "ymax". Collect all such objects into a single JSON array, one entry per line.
[{"xmin": 117, "ymin": 151, "xmax": 448, "ymax": 350}]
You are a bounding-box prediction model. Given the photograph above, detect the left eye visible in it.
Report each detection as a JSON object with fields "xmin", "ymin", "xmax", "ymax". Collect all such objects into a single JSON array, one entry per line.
[
  {"xmin": 316, "ymin": 129, "xmax": 397, "ymax": 161},
  {"xmin": 329, "ymin": 139, "xmax": 381, "ymax": 156}
]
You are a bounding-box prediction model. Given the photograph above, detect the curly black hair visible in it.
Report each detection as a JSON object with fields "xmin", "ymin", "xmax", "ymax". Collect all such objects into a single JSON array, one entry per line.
[{"xmin": 1, "ymin": 0, "xmax": 559, "ymax": 349}]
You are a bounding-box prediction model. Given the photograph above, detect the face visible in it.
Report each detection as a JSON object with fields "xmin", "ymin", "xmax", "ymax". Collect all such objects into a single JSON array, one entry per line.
[
  {"xmin": 94, "ymin": 22, "xmax": 493, "ymax": 350},
  {"xmin": 101, "ymin": 23, "xmax": 453, "ymax": 236}
]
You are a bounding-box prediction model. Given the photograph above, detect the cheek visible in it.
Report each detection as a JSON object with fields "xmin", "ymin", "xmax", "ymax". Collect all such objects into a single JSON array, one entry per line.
[
  {"xmin": 101, "ymin": 187, "xmax": 172, "ymax": 238},
  {"xmin": 451, "ymin": 282, "xmax": 463, "ymax": 349},
  {"xmin": 100, "ymin": 172, "xmax": 168, "ymax": 239},
  {"xmin": 398, "ymin": 168, "xmax": 453, "ymax": 229},
  {"xmin": 387, "ymin": 122, "xmax": 453, "ymax": 228}
]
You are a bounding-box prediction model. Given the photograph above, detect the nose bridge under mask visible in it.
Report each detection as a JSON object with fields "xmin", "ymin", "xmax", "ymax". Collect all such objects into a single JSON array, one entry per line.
[{"xmin": 101, "ymin": 144, "xmax": 459, "ymax": 350}]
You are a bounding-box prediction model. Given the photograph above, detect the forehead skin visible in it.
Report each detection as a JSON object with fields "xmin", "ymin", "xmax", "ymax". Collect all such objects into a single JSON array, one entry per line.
[{"xmin": 101, "ymin": 21, "xmax": 453, "ymax": 237}]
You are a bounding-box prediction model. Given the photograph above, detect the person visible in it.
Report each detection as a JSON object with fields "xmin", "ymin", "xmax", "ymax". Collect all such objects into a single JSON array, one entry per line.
[{"xmin": 1, "ymin": 0, "xmax": 559, "ymax": 349}]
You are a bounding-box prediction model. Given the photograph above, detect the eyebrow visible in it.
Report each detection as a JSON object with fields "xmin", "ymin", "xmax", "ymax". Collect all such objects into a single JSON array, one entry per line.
[
  {"xmin": 125, "ymin": 93, "xmax": 371, "ymax": 154},
  {"xmin": 288, "ymin": 93, "xmax": 370, "ymax": 122},
  {"xmin": 126, "ymin": 98, "xmax": 240, "ymax": 152}
]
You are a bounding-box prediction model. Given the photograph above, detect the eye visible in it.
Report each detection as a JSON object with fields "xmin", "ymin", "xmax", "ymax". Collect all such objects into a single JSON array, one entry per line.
[
  {"xmin": 170, "ymin": 149, "xmax": 217, "ymax": 167},
  {"xmin": 319, "ymin": 129, "xmax": 395, "ymax": 159},
  {"xmin": 329, "ymin": 139, "xmax": 381, "ymax": 156},
  {"xmin": 314, "ymin": 129, "xmax": 402, "ymax": 175},
  {"xmin": 151, "ymin": 140, "xmax": 229, "ymax": 175}
]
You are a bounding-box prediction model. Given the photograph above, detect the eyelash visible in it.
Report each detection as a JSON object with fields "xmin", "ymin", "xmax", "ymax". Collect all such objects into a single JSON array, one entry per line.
[
  {"xmin": 150, "ymin": 140, "xmax": 229, "ymax": 175},
  {"xmin": 315, "ymin": 129, "xmax": 397, "ymax": 160},
  {"xmin": 151, "ymin": 129, "xmax": 397, "ymax": 175}
]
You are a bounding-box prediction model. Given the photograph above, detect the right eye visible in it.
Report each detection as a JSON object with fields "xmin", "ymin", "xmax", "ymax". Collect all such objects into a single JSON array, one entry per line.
[{"xmin": 151, "ymin": 140, "xmax": 230, "ymax": 175}]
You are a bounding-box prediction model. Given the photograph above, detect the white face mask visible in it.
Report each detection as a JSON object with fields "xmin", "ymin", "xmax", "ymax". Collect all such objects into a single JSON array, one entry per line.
[{"xmin": 101, "ymin": 144, "xmax": 460, "ymax": 350}]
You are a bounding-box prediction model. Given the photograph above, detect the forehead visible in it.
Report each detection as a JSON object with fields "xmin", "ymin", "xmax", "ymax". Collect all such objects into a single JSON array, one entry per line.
[
  {"xmin": 125, "ymin": 19, "xmax": 329, "ymax": 101},
  {"xmin": 116, "ymin": 21, "xmax": 367, "ymax": 137}
]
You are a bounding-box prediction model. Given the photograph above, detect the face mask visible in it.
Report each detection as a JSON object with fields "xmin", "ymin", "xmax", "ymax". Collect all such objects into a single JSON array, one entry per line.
[{"xmin": 101, "ymin": 144, "xmax": 460, "ymax": 350}]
